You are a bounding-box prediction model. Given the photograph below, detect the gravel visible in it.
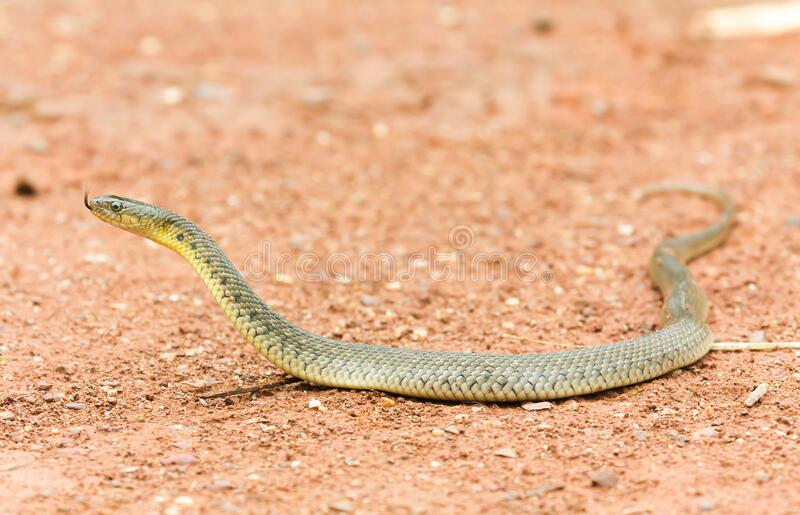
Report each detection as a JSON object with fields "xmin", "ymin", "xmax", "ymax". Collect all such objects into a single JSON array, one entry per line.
[{"xmin": 65, "ymin": 402, "xmax": 86, "ymax": 410}]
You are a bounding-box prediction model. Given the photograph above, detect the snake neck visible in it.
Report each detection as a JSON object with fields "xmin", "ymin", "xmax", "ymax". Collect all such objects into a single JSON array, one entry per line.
[{"xmin": 169, "ymin": 220, "xmax": 298, "ymax": 346}]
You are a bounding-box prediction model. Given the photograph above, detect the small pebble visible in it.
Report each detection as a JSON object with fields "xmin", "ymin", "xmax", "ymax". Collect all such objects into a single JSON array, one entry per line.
[
  {"xmin": 785, "ymin": 215, "xmax": 800, "ymax": 228},
  {"xmin": 162, "ymin": 453, "xmax": 199, "ymax": 466},
  {"xmin": 289, "ymin": 233, "xmax": 309, "ymax": 249},
  {"xmin": 217, "ymin": 501, "xmax": 239, "ymax": 512},
  {"xmin": 174, "ymin": 496, "xmax": 194, "ymax": 506},
  {"xmin": 443, "ymin": 425, "xmax": 460, "ymax": 435},
  {"xmin": 744, "ymin": 383, "xmax": 768, "ymax": 407},
  {"xmin": 754, "ymin": 470, "xmax": 770, "ymax": 483},
  {"xmin": 83, "ymin": 254, "xmax": 111, "ymax": 263},
  {"xmin": 753, "ymin": 65, "xmax": 797, "ymax": 88},
  {"xmin": 14, "ymin": 177, "xmax": 37, "ymax": 197},
  {"xmin": 193, "ymin": 81, "xmax": 224, "ymax": 101},
  {"xmin": 0, "ymin": 411, "xmax": 15, "ymax": 421},
  {"xmin": 371, "ymin": 122, "xmax": 389, "ymax": 139},
  {"xmin": 530, "ymin": 17, "xmax": 555, "ymax": 34},
  {"xmin": 748, "ymin": 330, "xmax": 767, "ymax": 343},
  {"xmin": 522, "ymin": 401, "xmax": 552, "ymax": 411},
  {"xmin": 26, "ymin": 138, "xmax": 49, "ymax": 154},
  {"xmin": 359, "ymin": 295, "xmax": 380, "ymax": 307},
  {"xmin": 160, "ymin": 86, "xmax": 185, "ymax": 106},
  {"xmin": 590, "ymin": 470, "xmax": 618, "ymax": 488},
  {"xmin": 138, "ymin": 35, "xmax": 163, "ymax": 56},
  {"xmin": 65, "ymin": 402, "xmax": 86, "ymax": 410},
  {"xmin": 329, "ymin": 500, "xmax": 354, "ymax": 513},
  {"xmin": 315, "ymin": 131, "xmax": 332, "ymax": 146},
  {"xmin": 591, "ymin": 99, "xmax": 610, "ymax": 118},
  {"xmin": 617, "ymin": 223, "xmax": 635, "ymax": 236},
  {"xmin": 300, "ymin": 87, "xmax": 333, "ymax": 108},
  {"xmin": 207, "ymin": 479, "xmax": 234, "ymax": 491},
  {"xmin": 344, "ymin": 457, "xmax": 359, "ymax": 467},
  {"xmin": 504, "ymin": 297, "xmax": 520, "ymax": 306},
  {"xmin": 436, "ymin": 5, "xmax": 463, "ymax": 29},
  {"xmin": 275, "ymin": 273, "xmax": 294, "ymax": 286},
  {"xmin": 308, "ymin": 399, "xmax": 323, "ymax": 410},
  {"xmin": 529, "ymin": 484, "xmax": 564, "ymax": 497},
  {"xmin": 56, "ymin": 364, "xmax": 76, "ymax": 376},
  {"xmin": 379, "ymin": 397, "xmax": 396, "ymax": 407},
  {"xmin": 691, "ymin": 427, "xmax": 718, "ymax": 440},
  {"xmin": 494, "ymin": 448, "xmax": 518, "ymax": 458},
  {"xmin": 698, "ymin": 498, "xmax": 715, "ymax": 512},
  {"xmin": 44, "ymin": 392, "xmax": 64, "ymax": 402}
]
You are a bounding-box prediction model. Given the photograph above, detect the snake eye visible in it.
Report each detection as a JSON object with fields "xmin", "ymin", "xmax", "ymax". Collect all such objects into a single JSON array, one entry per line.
[{"xmin": 110, "ymin": 200, "xmax": 122, "ymax": 212}]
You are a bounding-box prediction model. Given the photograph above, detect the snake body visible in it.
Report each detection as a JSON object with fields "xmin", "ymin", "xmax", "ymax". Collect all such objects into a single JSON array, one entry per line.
[{"xmin": 87, "ymin": 184, "xmax": 733, "ymax": 402}]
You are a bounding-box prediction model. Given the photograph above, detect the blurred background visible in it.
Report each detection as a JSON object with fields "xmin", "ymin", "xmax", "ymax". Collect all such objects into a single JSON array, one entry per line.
[{"xmin": 1, "ymin": 1, "xmax": 799, "ymax": 513}]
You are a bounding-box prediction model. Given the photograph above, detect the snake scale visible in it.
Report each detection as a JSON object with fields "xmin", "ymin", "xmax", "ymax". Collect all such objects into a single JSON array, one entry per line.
[{"xmin": 86, "ymin": 184, "xmax": 733, "ymax": 402}]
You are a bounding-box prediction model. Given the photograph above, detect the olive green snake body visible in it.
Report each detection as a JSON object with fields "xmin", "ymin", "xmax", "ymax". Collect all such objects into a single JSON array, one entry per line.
[{"xmin": 87, "ymin": 184, "xmax": 733, "ymax": 402}]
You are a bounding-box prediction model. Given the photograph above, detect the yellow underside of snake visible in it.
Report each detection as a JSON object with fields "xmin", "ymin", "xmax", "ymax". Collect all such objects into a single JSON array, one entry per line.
[{"xmin": 86, "ymin": 184, "xmax": 733, "ymax": 402}]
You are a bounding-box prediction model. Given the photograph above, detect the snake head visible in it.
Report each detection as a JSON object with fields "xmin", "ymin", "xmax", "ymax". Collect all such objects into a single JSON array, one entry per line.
[{"xmin": 86, "ymin": 194, "xmax": 180, "ymax": 245}]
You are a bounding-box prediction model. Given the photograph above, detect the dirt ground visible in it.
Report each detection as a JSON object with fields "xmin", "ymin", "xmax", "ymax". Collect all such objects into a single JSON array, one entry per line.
[{"xmin": 1, "ymin": 0, "xmax": 799, "ymax": 513}]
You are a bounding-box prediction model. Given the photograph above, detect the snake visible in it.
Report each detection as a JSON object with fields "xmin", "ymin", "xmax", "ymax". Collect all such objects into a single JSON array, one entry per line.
[{"xmin": 85, "ymin": 184, "xmax": 733, "ymax": 402}]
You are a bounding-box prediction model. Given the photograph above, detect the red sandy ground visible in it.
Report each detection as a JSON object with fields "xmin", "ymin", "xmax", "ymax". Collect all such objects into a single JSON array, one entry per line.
[{"xmin": 1, "ymin": 1, "xmax": 799, "ymax": 513}]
